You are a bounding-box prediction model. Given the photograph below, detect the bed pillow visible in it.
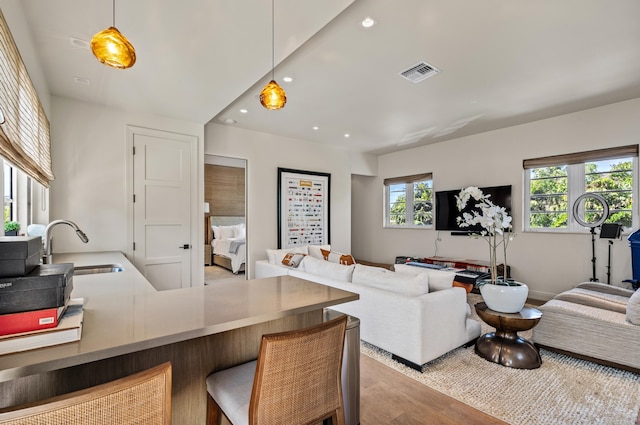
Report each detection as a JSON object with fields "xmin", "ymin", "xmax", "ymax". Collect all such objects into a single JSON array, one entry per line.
[
  {"xmin": 211, "ymin": 225, "xmax": 221, "ymax": 240},
  {"xmin": 352, "ymin": 264, "xmax": 428, "ymax": 296},
  {"xmin": 220, "ymin": 225, "xmax": 235, "ymax": 239},
  {"xmin": 301, "ymin": 256, "xmax": 355, "ymax": 282},
  {"xmin": 266, "ymin": 246, "xmax": 309, "ymax": 265},
  {"xmin": 320, "ymin": 248, "xmax": 356, "ymax": 265},
  {"xmin": 234, "ymin": 226, "xmax": 246, "ymax": 238},
  {"xmin": 626, "ymin": 289, "xmax": 640, "ymax": 325}
]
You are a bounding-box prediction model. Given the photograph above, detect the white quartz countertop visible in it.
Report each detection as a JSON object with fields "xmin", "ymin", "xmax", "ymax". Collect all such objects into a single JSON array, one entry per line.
[{"xmin": 0, "ymin": 252, "xmax": 358, "ymax": 382}]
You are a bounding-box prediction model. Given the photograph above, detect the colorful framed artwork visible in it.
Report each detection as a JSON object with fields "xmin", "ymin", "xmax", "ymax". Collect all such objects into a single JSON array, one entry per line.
[{"xmin": 277, "ymin": 168, "xmax": 331, "ymax": 249}]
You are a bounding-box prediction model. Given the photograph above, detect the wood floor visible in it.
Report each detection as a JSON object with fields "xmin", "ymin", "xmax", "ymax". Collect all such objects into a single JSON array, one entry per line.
[
  {"xmin": 360, "ymin": 353, "xmax": 507, "ymax": 425},
  {"xmin": 361, "ymin": 353, "xmax": 640, "ymax": 425}
]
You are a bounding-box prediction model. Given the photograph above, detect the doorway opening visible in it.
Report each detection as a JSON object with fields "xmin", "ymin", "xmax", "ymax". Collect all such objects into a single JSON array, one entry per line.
[{"xmin": 204, "ymin": 155, "xmax": 247, "ymax": 285}]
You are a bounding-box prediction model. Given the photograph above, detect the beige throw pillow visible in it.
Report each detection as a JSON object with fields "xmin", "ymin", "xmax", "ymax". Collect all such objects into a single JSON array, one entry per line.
[
  {"xmin": 301, "ymin": 256, "xmax": 355, "ymax": 282},
  {"xmin": 266, "ymin": 246, "xmax": 308, "ymax": 264},
  {"xmin": 308, "ymin": 244, "xmax": 331, "ymax": 259},
  {"xmin": 394, "ymin": 264, "xmax": 456, "ymax": 292},
  {"xmin": 626, "ymin": 289, "xmax": 640, "ymax": 325},
  {"xmin": 320, "ymin": 248, "xmax": 356, "ymax": 265},
  {"xmin": 281, "ymin": 253, "xmax": 305, "ymax": 268},
  {"xmin": 352, "ymin": 264, "xmax": 429, "ymax": 297}
]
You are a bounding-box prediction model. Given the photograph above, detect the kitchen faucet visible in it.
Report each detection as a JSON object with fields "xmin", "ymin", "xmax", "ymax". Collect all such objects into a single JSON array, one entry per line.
[{"xmin": 42, "ymin": 220, "xmax": 89, "ymax": 264}]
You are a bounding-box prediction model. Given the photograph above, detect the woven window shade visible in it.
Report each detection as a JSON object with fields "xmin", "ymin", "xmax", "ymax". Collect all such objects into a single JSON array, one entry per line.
[
  {"xmin": 0, "ymin": 10, "xmax": 54, "ymax": 187},
  {"xmin": 523, "ymin": 145, "xmax": 638, "ymax": 169},
  {"xmin": 383, "ymin": 172, "xmax": 432, "ymax": 186}
]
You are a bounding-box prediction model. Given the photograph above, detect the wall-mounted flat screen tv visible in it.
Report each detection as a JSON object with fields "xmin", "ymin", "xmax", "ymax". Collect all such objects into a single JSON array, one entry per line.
[{"xmin": 435, "ymin": 185, "xmax": 512, "ymax": 233}]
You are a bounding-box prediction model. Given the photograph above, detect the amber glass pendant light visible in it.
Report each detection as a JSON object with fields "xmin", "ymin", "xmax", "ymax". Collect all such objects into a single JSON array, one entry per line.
[
  {"xmin": 260, "ymin": 80, "xmax": 287, "ymax": 110},
  {"xmin": 260, "ymin": 0, "xmax": 286, "ymax": 110},
  {"xmin": 90, "ymin": 0, "xmax": 136, "ymax": 69}
]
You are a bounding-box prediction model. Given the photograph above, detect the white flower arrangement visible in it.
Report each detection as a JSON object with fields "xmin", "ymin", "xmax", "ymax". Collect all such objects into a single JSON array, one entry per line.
[{"xmin": 455, "ymin": 186, "xmax": 515, "ymax": 285}]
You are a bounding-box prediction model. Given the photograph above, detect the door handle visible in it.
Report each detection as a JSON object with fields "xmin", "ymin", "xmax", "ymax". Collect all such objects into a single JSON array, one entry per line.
[{"xmin": 178, "ymin": 244, "xmax": 191, "ymax": 249}]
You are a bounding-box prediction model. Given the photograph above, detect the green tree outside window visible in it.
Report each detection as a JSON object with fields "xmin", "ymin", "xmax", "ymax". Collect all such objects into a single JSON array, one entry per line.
[
  {"xmin": 529, "ymin": 159, "xmax": 633, "ymax": 229},
  {"xmin": 388, "ymin": 180, "xmax": 433, "ymax": 226}
]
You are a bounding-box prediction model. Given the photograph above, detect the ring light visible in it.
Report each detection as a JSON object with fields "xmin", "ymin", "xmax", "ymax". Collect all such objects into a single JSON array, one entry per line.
[
  {"xmin": 572, "ymin": 192, "xmax": 610, "ymax": 282},
  {"xmin": 572, "ymin": 193, "xmax": 609, "ymax": 228}
]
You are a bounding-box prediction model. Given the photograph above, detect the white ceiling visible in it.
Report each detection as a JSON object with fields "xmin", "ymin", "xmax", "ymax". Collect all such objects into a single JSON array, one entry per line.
[{"xmin": 17, "ymin": 0, "xmax": 640, "ymax": 155}]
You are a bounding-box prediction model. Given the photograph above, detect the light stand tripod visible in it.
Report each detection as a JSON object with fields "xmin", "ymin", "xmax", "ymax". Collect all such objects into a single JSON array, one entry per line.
[
  {"xmin": 606, "ymin": 239, "xmax": 613, "ymax": 284},
  {"xmin": 589, "ymin": 226, "xmax": 598, "ymax": 282},
  {"xmin": 600, "ymin": 223, "xmax": 623, "ymax": 285},
  {"xmin": 573, "ymin": 193, "xmax": 609, "ymax": 283}
]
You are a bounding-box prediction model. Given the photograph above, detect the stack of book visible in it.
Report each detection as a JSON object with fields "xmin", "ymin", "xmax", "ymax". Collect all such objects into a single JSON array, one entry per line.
[
  {"xmin": 0, "ymin": 298, "xmax": 84, "ymax": 355},
  {"xmin": 0, "ymin": 242, "xmax": 82, "ymax": 355}
]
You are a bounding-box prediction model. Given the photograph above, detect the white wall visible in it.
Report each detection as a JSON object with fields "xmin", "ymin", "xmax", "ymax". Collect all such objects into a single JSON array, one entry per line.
[
  {"xmin": 2, "ymin": 5, "xmax": 207, "ymax": 281},
  {"xmin": 352, "ymin": 98, "xmax": 640, "ymax": 300},
  {"xmin": 205, "ymin": 123, "xmax": 352, "ymax": 277},
  {"xmin": 50, "ymin": 96, "xmax": 204, "ymax": 261},
  {"xmin": 0, "ymin": 1, "xmax": 50, "ymax": 116}
]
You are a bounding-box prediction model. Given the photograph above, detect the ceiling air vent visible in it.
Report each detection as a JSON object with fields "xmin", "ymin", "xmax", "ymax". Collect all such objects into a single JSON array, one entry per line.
[{"xmin": 399, "ymin": 61, "xmax": 440, "ymax": 83}]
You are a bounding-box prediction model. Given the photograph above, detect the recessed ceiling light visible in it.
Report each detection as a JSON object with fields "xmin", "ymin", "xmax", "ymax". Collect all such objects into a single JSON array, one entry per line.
[
  {"xmin": 69, "ymin": 37, "xmax": 90, "ymax": 49},
  {"xmin": 312, "ymin": 126, "xmax": 319, "ymax": 130},
  {"xmin": 239, "ymin": 109, "xmax": 248, "ymax": 114},
  {"xmin": 73, "ymin": 76, "xmax": 90, "ymax": 85},
  {"xmin": 344, "ymin": 133, "xmax": 350, "ymax": 138},
  {"xmin": 282, "ymin": 76, "xmax": 294, "ymax": 83},
  {"xmin": 361, "ymin": 17, "xmax": 375, "ymax": 28}
]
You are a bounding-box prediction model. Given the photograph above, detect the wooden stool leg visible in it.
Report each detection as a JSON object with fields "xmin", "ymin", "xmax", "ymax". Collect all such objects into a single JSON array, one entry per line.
[{"xmin": 206, "ymin": 394, "xmax": 223, "ymax": 425}]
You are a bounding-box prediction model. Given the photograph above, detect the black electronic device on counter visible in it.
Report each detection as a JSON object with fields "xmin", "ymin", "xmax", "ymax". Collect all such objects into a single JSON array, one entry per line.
[
  {"xmin": 0, "ymin": 263, "xmax": 74, "ymax": 314},
  {"xmin": 0, "ymin": 236, "xmax": 42, "ymax": 277}
]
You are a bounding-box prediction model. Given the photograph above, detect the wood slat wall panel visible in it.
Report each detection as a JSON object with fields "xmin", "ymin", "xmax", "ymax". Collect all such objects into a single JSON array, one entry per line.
[{"xmin": 204, "ymin": 164, "xmax": 245, "ymax": 217}]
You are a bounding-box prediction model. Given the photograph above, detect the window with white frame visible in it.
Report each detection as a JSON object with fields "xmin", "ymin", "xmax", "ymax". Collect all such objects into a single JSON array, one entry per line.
[
  {"xmin": 3, "ymin": 161, "xmax": 13, "ymax": 222},
  {"xmin": 384, "ymin": 173, "xmax": 433, "ymax": 228},
  {"xmin": 1, "ymin": 157, "xmax": 44, "ymax": 234},
  {"xmin": 524, "ymin": 145, "xmax": 638, "ymax": 232}
]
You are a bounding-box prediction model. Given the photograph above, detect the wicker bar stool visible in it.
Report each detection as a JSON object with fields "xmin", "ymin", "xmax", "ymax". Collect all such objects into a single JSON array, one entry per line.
[
  {"xmin": 0, "ymin": 362, "xmax": 172, "ymax": 424},
  {"xmin": 206, "ymin": 316, "xmax": 347, "ymax": 425}
]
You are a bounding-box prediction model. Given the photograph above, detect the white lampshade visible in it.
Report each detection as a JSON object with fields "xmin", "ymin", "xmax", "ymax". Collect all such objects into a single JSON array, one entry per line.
[{"xmin": 204, "ymin": 202, "xmax": 210, "ymax": 214}]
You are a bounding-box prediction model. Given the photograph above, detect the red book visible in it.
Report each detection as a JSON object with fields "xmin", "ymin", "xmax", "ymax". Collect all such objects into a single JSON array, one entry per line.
[{"xmin": 0, "ymin": 305, "xmax": 67, "ymax": 336}]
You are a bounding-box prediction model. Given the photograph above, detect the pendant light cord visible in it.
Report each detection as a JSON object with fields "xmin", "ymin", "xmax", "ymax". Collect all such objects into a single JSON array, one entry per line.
[
  {"xmin": 271, "ymin": 0, "xmax": 275, "ymax": 81},
  {"xmin": 112, "ymin": 0, "xmax": 116, "ymax": 27}
]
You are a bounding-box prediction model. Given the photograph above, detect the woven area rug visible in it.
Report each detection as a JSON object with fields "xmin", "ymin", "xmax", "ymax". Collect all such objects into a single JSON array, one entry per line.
[{"xmin": 360, "ymin": 294, "xmax": 640, "ymax": 425}]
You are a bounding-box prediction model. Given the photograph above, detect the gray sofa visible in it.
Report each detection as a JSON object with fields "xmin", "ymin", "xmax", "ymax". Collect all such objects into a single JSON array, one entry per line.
[{"xmin": 532, "ymin": 282, "xmax": 640, "ymax": 372}]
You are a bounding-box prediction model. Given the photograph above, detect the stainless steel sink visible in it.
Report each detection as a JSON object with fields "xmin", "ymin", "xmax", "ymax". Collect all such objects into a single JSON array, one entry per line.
[{"xmin": 74, "ymin": 264, "xmax": 124, "ymax": 275}]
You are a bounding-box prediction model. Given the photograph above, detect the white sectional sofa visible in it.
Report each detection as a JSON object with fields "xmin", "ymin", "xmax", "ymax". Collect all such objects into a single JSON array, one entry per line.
[{"xmin": 255, "ymin": 248, "xmax": 481, "ymax": 370}]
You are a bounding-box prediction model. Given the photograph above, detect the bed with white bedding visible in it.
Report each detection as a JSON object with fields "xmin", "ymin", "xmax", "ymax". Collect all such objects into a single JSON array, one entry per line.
[{"xmin": 208, "ymin": 216, "xmax": 246, "ymax": 274}]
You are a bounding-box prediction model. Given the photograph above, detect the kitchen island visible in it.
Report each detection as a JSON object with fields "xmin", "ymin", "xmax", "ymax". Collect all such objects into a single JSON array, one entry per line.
[{"xmin": 0, "ymin": 252, "xmax": 358, "ymax": 424}]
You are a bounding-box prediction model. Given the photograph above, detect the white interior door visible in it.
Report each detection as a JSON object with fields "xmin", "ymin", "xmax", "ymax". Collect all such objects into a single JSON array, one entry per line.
[{"xmin": 132, "ymin": 130, "xmax": 192, "ymax": 290}]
